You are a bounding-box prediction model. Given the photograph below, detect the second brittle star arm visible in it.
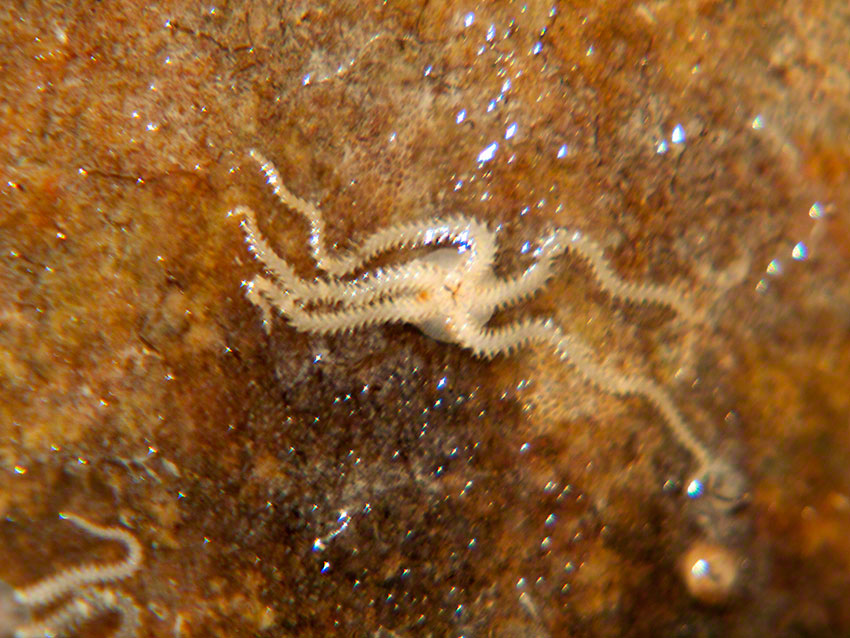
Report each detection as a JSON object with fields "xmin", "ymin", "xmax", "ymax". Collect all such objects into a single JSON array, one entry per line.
[
  {"xmin": 249, "ymin": 277, "xmax": 437, "ymax": 336},
  {"xmin": 247, "ymin": 150, "xmax": 497, "ymax": 278},
  {"xmin": 455, "ymin": 317, "xmax": 715, "ymax": 484},
  {"xmin": 13, "ymin": 514, "xmax": 142, "ymax": 609},
  {"xmin": 235, "ymin": 205, "xmax": 315, "ymax": 301},
  {"xmin": 240, "ymin": 205, "xmax": 445, "ymax": 309},
  {"xmin": 563, "ymin": 231, "xmax": 703, "ymax": 322},
  {"xmin": 14, "ymin": 587, "xmax": 141, "ymax": 638},
  {"xmin": 478, "ymin": 229, "xmax": 571, "ymax": 311}
]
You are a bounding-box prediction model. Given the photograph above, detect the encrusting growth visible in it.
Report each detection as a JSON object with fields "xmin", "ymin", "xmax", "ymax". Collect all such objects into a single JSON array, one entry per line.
[
  {"xmin": 233, "ymin": 149, "xmax": 748, "ymax": 509},
  {"xmin": 1, "ymin": 513, "xmax": 143, "ymax": 638}
]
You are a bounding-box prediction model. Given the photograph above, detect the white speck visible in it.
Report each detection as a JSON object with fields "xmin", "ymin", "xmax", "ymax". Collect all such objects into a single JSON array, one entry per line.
[
  {"xmin": 691, "ymin": 559, "xmax": 710, "ymax": 578},
  {"xmin": 532, "ymin": 41, "xmax": 543, "ymax": 55},
  {"xmin": 656, "ymin": 139, "xmax": 669, "ymax": 154},
  {"xmin": 477, "ymin": 141, "xmax": 498, "ymax": 163},
  {"xmin": 791, "ymin": 242, "xmax": 808, "ymax": 261},
  {"xmin": 686, "ymin": 478, "xmax": 704, "ymax": 499},
  {"xmin": 456, "ymin": 109, "xmax": 466, "ymax": 124},
  {"xmin": 557, "ymin": 143, "xmax": 569, "ymax": 158},
  {"xmin": 671, "ymin": 124, "xmax": 686, "ymax": 144},
  {"xmin": 302, "ymin": 73, "xmax": 311, "ymax": 86},
  {"xmin": 766, "ymin": 259, "xmax": 782, "ymax": 276},
  {"xmin": 809, "ymin": 202, "xmax": 824, "ymax": 219},
  {"xmin": 423, "ymin": 65, "xmax": 432, "ymax": 77},
  {"xmin": 519, "ymin": 442, "xmax": 530, "ymax": 453},
  {"xmin": 463, "ymin": 12, "xmax": 475, "ymax": 27},
  {"xmin": 752, "ymin": 115, "xmax": 764, "ymax": 130},
  {"xmin": 501, "ymin": 78, "xmax": 511, "ymax": 93},
  {"xmin": 486, "ymin": 24, "xmax": 496, "ymax": 41},
  {"xmin": 505, "ymin": 122, "xmax": 517, "ymax": 139},
  {"xmin": 487, "ymin": 99, "xmax": 497, "ymax": 112}
]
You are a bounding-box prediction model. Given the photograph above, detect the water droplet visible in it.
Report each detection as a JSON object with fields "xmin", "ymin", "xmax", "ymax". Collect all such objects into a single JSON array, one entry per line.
[
  {"xmin": 766, "ymin": 259, "xmax": 782, "ymax": 276},
  {"xmin": 686, "ymin": 478, "xmax": 705, "ymax": 499},
  {"xmin": 791, "ymin": 242, "xmax": 808, "ymax": 261},
  {"xmin": 671, "ymin": 124, "xmax": 686, "ymax": 144},
  {"xmin": 477, "ymin": 141, "xmax": 498, "ymax": 163},
  {"xmin": 691, "ymin": 558, "xmax": 710, "ymax": 578}
]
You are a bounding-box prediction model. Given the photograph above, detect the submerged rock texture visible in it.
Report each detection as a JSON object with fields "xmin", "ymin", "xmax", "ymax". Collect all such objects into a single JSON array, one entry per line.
[{"xmin": 1, "ymin": 1, "xmax": 848, "ymax": 636}]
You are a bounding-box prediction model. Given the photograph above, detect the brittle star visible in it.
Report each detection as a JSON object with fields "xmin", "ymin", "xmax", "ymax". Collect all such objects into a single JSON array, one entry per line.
[
  {"xmin": 0, "ymin": 513, "xmax": 143, "ymax": 638},
  {"xmin": 232, "ymin": 149, "xmax": 748, "ymax": 510}
]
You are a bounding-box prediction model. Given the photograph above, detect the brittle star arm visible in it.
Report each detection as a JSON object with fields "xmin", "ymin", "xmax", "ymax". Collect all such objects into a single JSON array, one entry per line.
[
  {"xmin": 247, "ymin": 150, "xmax": 497, "ymax": 277},
  {"xmin": 248, "ymin": 276, "xmax": 437, "ymax": 336},
  {"xmin": 562, "ymin": 231, "xmax": 703, "ymax": 322},
  {"xmin": 454, "ymin": 318, "xmax": 718, "ymax": 488},
  {"xmin": 234, "ymin": 205, "xmax": 315, "ymax": 301},
  {"xmin": 14, "ymin": 587, "xmax": 141, "ymax": 638},
  {"xmin": 478, "ymin": 229, "xmax": 571, "ymax": 311},
  {"xmin": 239, "ymin": 205, "xmax": 447, "ymax": 307},
  {"xmin": 12, "ymin": 514, "xmax": 143, "ymax": 609}
]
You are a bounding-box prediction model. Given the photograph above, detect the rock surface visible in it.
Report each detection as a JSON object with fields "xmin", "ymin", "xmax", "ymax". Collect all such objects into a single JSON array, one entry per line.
[{"xmin": 1, "ymin": 1, "xmax": 849, "ymax": 637}]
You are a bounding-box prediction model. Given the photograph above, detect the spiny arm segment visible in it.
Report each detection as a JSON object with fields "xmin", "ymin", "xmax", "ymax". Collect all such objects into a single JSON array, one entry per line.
[
  {"xmin": 249, "ymin": 275, "xmax": 436, "ymax": 336},
  {"xmin": 240, "ymin": 204, "xmax": 445, "ymax": 307},
  {"xmin": 563, "ymin": 231, "xmax": 702, "ymax": 322},
  {"xmin": 14, "ymin": 587, "xmax": 140, "ymax": 638},
  {"xmin": 455, "ymin": 317, "xmax": 712, "ymax": 474},
  {"xmin": 13, "ymin": 514, "xmax": 142, "ymax": 609},
  {"xmin": 479, "ymin": 228, "xmax": 570, "ymax": 311},
  {"xmin": 248, "ymin": 149, "xmax": 496, "ymax": 278}
]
